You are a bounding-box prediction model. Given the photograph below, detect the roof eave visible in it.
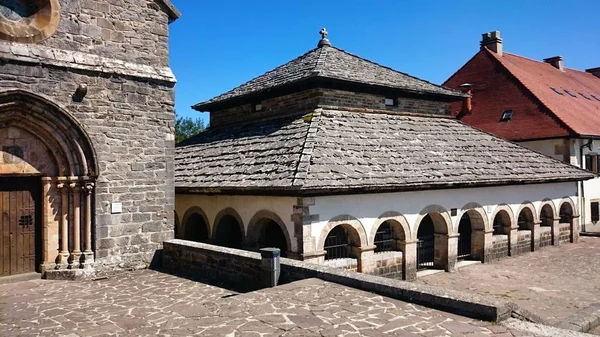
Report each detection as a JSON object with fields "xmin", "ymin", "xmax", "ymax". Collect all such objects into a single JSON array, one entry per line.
[
  {"xmin": 175, "ymin": 175, "xmax": 593, "ymax": 197},
  {"xmin": 157, "ymin": 0, "xmax": 181, "ymax": 22},
  {"xmin": 192, "ymin": 77, "xmax": 467, "ymax": 112}
]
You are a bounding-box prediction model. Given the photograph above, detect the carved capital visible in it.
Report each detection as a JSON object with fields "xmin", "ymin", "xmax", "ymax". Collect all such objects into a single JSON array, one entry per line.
[
  {"xmin": 68, "ymin": 182, "xmax": 79, "ymax": 192},
  {"xmin": 84, "ymin": 182, "xmax": 95, "ymax": 194}
]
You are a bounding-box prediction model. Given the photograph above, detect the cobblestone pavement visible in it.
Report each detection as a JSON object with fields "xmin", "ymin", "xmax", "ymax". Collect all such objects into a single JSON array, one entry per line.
[
  {"xmin": 417, "ymin": 237, "xmax": 600, "ymax": 326},
  {"xmin": 0, "ymin": 270, "xmax": 544, "ymax": 336}
]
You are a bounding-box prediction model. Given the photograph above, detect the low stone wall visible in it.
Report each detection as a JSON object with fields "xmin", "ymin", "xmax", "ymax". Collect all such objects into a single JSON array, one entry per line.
[
  {"xmin": 163, "ymin": 239, "xmax": 535, "ymax": 323},
  {"xmin": 323, "ymin": 258, "xmax": 357, "ymax": 272},
  {"xmin": 540, "ymin": 228, "xmax": 553, "ymax": 248},
  {"xmin": 371, "ymin": 251, "xmax": 403, "ymax": 279},
  {"xmin": 515, "ymin": 231, "xmax": 532, "ymax": 255},
  {"xmin": 559, "ymin": 224, "xmax": 571, "ymax": 244},
  {"xmin": 489, "ymin": 235, "xmax": 509, "ymax": 260}
]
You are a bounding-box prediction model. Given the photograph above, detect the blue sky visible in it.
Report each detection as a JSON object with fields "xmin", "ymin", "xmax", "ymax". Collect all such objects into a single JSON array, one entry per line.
[{"xmin": 168, "ymin": 0, "xmax": 599, "ymax": 123}]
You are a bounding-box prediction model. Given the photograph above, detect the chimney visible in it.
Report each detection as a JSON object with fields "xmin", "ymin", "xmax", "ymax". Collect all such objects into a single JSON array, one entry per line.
[
  {"xmin": 586, "ymin": 67, "xmax": 600, "ymax": 78},
  {"xmin": 544, "ymin": 56, "xmax": 564, "ymax": 72},
  {"xmin": 480, "ymin": 31, "xmax": 503, "ymax": 56},
  {"xmin": 459, "ymin": 83, "xmax": 473, "ymax": 116}
]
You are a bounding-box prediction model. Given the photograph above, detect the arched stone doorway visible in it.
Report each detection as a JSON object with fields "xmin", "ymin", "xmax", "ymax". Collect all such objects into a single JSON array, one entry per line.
[
  {"xmin": 491, "ymin": 210, "xmax": 512, "ymax": 259},
  {"xmin": 539, "ymin": 204, "xmax": 554, "ymax": 247},
  {"xmin": 213, "ymin": 212, "xmax": 244, "ymax": 249},
  {"xmin": 0, "ymin": 90, "xmax": 97, "ymax": 277},
  {"xmin": 517, "ymin": 207, "xmax": 535, "ymax": 253},
  {"xmin": 322, "ymin": 224, "xmax": 362, "ymax": 271},
  {"xmin": 457, "ymin": 214, "xmax": 472, "ymax": 261},
  {"xmin": 183, "ymin": 213, "xmax": 209, "ymax": 243},
  {"xmin": 559, "ymin": 201, "xmax": 576, "ymax": 243},
  {"xmin": 246, "ymin": 211, "xmax": 291, "ymax": 257},
  {"xmin": 415, "ymin": 210, "xmax": 451, "ymax": 271}
]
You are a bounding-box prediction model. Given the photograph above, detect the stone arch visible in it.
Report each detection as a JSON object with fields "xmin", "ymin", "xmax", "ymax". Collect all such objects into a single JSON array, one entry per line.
[
  {"xmin": 539, "ymin": 199, "xmax": 558, "ymax": 219},
  {"xmin": 0, "ymin": 90, "xmax": 98, "ymax": 177},
  {"xmin": 491, "ymin": 204, "xmax": 514, "ymax": 235},
  {"xmin": 539, "ymin": 200, "xmax": 556, "ymax": 227},
  {"xmin": 246, "ymin": 210, "xmax": 292, "ymax": 254},
  {"xmin": 412, "ymin": 205, "xmax": 452, "ymax": 238},
  {"xmin": 517, "ymin": 202, "xmax": 538, "ymax": 224},
  {"xmin": 318, "ymin": 215, "xmax": 367, "ymax": 251},
  {"xmin": 456, "ymin": 203, "xmax": 489, "ymax": 232},
  {"xmin": 0, "ymin": 90, "xmax": 98, "ymax": 273},
  {"xmin": 213, "ymin": 207, "xmax": 245, "ymax": 249},
  {"xmin": 558, "ymin": 197, "xmax": 577, "ymax": 222},
  {"xmin": 369, "ymin": 211, "xmax": 411, "ymax": 245},
  {"xmin": 181, "ymin": 206, "xmax": 210, "ymax": 242}
]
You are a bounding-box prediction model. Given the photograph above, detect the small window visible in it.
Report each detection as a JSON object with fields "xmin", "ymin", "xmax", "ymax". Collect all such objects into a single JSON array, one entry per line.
[
  {"xmin": 253, "ymin": 103, "xmax": 263, "ymax": 112},
  {"xmin": 500, "ymin": 109, "xmax": 513, "ymax": 122},
  {"xmin": 591, "ymin": 202, "xmax": 600, "ymax": 223},
  {"xmin": 550, "ymin": 87, "xmax": 564, "ymax": 95},
  {"xmin": 385, "ymin": 98, "xmax": 396, "ymax": 106},
  {"xmin": 585, "ymin": 153, "xmax": 599, "ymax": 173},
  {"xmin": 564, "ymin": 89, "xmax": 577, "ymax": 98},
  {"xmin": 579, "ymin": 93, "xmax": 592, "ymax": 100}
]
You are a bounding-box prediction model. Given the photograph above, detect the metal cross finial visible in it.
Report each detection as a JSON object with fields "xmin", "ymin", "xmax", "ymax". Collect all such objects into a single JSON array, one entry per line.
[{"xmin": 319, "ymin": 28, "xmax": 328, "ymax": 39}]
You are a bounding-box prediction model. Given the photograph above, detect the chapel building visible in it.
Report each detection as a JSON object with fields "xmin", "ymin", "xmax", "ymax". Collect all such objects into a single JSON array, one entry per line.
[
  {"xmin": 175, "ymin": 30, "xmax": 592, "ymax": 280},
  {"xmin": 445, "ymin": 31, "xmax": 600, "ymax": 233},
  {"xmin": 0, "ymin": 0, "xmax": 179, "ymax": 280}
]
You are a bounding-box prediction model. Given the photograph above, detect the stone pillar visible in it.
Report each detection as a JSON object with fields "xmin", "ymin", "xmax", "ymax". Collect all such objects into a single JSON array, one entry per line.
[
  {"xmin": 69, "ymin": 182, "xmax": 81, "ymax": 268},
  {"xmin": 82, "ymin": 182, "xmax": 95, "ymax": 268},
  {"xmin": 356, "ymin": 245, "xmax": 376, "ymax": 274},
  {"xmin": 56, "ymin": 182, "xmax": 69, "ymax": 269},
  {"xmin": 260, "ymin": 248, "xmax": 280, "ymax": 288},
  {"xmin": 531, "ymin": 220, "xmax": 541, "ymax": 251},
  {"xmin": 434, "ymin": 233, "xmax": 457, "ymax": 272},
  {"xmin": 571, "ymin": 215, "xmax": 580, "ymax": 243},
  {"xmin": 482, "ymin": 230, "xmax": 494, "ymax": 262},
  {"xmin": 508, "ymin": 226, "xmax": 519, "ymax": 256},
  {"xmin": 552, "ymin": 217, "xmax": 561, "ymax": 246},
  {"xmin": 471, "ymin": 229, "xmax": 486, "ymax": 262},
  {"xmin": 400, "ymin": 240, "xmax": 417, "ymax": 281}
]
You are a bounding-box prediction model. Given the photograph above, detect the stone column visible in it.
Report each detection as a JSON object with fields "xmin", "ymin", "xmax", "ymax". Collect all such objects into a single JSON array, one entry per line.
[
  {"xmin": 400, "ymin": 240, "xmax": 417, "ymax": 281},
  {"xmin": 82, "ymin": 182, "xmax": 94, "ymax": 268},
  {"xmin": 356, "ymin": 245, "xmax": 376, "ymax": 274},
  {"xmin": 552, "ymin": 217, "xmax": 561, "ymax": 246},
  {"xmin": 56, "ymin": 182, "xmax": 69, "ymax": 269},
  {"xmin": 508, "ymin": 226, "xmax": 519, "ymax": 256},
  {"xmin": 69, "ymin": 182, "xmax": 81, "ymax": 268},
  {"xmin": 531, "ymin": 220, "xmax": 541, "ymax": 251},
  {"xmin": 434, "ymin": 233, "xmax": 457, "ymax": 272},
  {"xmin": 571, "ymin": 215, "xmax": 580, "ymax": 243}
]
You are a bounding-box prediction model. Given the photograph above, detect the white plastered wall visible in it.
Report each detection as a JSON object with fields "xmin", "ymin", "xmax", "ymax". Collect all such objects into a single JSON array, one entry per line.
[
  {"xmin": 175, "ymin": 194, "xmax": 298, "ymax": 251},
  {"xmin": 310, "ymin": 182, "xmax": 578, "ymax": 249}
]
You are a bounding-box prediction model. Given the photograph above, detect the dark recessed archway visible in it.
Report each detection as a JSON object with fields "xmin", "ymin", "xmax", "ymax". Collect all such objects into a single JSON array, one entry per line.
[
  {"xmin": 214, "ymin": 214, "xmax": 243, "ymax": 249},
  {"xmin": 184, "ymin": 213, "xmax": 209, "ymax": 243}
]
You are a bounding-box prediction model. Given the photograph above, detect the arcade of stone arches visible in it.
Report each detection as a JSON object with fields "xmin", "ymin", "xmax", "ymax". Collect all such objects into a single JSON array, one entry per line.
[{"xmin": 178, "ymin": 198, "xmax": 578, "ymax": 281}]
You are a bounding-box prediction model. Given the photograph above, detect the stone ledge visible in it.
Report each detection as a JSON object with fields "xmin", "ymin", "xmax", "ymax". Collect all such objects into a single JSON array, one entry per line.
[
  {"xmin": 163, "ymin": 239, "xmax": 541, "ymax": 323},
  {"xmin": 557, "ymin": 303, "xmax": 600, "ymax": 332},
  {"xmin": 45, "ymin": 268, "xmax": 96, "ymax": 281},
  {"xmin": 0, "ymin": 42, "xmax": 176, "ymax": 83}
]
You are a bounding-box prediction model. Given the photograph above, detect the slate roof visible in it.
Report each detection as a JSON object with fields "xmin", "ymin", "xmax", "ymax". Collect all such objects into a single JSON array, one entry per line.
[
  {"xmin": 175, "ymin": 109, "xmax": 593, "ymax": 194},
  {"xmin": 490, "ymin": 51, "xmax": 600, "ymax": 137},
  {"xmin": 193, "ymin": 44, "xmax": 465, "ymax": 111}
]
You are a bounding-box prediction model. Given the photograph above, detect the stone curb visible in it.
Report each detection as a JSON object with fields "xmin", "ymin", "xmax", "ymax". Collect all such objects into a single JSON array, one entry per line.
[
  {"xmin": 502, "ymin": 318, "xmax": 596, "ymax": 337},
  {"xmin": 163, "ymin": 239, "xmax": 543, "ymax": 324},
  {"xmin": 557, "ymin": 303, "xmax": 600, "ymax": 332}
]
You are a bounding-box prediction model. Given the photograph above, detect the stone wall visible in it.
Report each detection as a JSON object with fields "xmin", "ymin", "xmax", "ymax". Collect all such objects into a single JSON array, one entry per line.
[
  {"xmin": 36, "ymin": 0, "xmax": 171, "ymax": 67},
  {"xmin": 371, "ymin": 252, "xmax": 403, "ymax": 279},
  {"xmin": 540, "ymin": 228, "xmax": 552, "ymax": 248},
  {"xmin": 515, "ymin": 231, "xmax": 532, "ymax": 255},
  {"xmin": 209, "ymin": 88, "xmax": 451, "ymax": 128},
  {"xmin": 559, "ymin": 224, "xmax": 570, "ymax": 244},
  {"xmin": 163, "ymin": 239, "xmax": 521, "ymax": 322},
  {"xmin": 489, "ymin": 235, "xmax": 509, "ymax": 260}
]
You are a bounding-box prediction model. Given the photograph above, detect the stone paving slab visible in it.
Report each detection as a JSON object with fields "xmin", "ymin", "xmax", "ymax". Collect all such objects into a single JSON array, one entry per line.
[
  {"xmin": 416, "ymin": 237, "xmax": 600, "ymax": 327},
  {"xmin": 0, "ymin": 269, "xmax": 547, "ymax": 336}
]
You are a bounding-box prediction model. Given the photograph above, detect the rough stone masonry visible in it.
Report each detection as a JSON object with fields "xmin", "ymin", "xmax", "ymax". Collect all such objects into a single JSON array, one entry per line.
[{"xmin": 0, "ymin": 0, "xmax": 180, "ymax": 277}]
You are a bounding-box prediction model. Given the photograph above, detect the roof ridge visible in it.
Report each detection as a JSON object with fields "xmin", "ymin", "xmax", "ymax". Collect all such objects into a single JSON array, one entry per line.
[
  {"xmin": 484, "ymin": 49, "xmax": 577, "ymax": 135},
  {"xmin": 328, "ymin": 45, "xmax": 460, "ymax": 94},
  {"xmin": 292, "ymin": 110, "xmax": 321, "ymax": 187}
]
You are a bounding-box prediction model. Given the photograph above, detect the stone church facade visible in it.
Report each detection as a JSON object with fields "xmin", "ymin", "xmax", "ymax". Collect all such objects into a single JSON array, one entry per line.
[
  {"xmin": 176, "ymin": 31, "xmax": 592, "ymax": 281},
  {"xmin": 0, "ymin": 0, "xmax": 179, "ymax": 279}
]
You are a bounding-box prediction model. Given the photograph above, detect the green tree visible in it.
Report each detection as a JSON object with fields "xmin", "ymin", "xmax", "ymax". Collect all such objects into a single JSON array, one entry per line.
[{"xmin": 175, "ymin": 116, "xmax": 206, "ymax": 143}]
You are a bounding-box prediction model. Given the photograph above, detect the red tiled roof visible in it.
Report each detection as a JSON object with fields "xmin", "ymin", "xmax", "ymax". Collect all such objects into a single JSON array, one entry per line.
[{"xmin": 488, "ymin": 51, "xmax": 600, "ymax": 137}]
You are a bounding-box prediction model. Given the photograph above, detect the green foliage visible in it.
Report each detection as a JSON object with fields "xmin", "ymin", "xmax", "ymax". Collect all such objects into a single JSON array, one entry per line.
[{"xmin": 175, "ymin": 116, "xmax": 206, "ymax": 143}]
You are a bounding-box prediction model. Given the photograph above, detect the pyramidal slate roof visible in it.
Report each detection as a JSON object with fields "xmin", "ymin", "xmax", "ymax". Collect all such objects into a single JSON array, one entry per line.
[
  {"xmin": 175, "ymin": 109, "xmax": 593, "ymax": 194},
  {"xmin": 193, "ymin": 41, "xmax": 464, "ymax": 111}
]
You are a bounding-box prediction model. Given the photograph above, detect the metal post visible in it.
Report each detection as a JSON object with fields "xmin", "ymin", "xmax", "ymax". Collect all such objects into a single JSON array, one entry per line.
[{"xmin": 260, "ymin": 248, "xmax": 280, "ymax": 288}]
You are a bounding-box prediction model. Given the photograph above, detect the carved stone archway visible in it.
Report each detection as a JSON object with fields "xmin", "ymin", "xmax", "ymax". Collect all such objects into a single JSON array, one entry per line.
[{"xmin": 0, "ymin": 90, "xmax": 97, "ymax": 277}]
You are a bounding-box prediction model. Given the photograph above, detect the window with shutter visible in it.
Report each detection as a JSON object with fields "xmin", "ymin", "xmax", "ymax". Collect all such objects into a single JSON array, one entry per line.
[
  {"xmin": 586, "ymin": 155, "xmax": 593, "ymax": 172},
  {"xmin": 591, "ymin": 202, "xmax": 600, "ymax": 223}
]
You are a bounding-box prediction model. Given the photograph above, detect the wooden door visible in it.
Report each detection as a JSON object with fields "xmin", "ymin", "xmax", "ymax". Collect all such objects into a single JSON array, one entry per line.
[{"xmin": 0, "ymin": 177, "xmax": 40, "ymax": 277}]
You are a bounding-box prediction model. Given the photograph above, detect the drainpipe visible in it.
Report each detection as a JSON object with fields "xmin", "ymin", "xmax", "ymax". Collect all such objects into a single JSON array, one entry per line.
[{"xmin": 580, "ymin": 138, "xmax": 593, "ymax": 232}]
